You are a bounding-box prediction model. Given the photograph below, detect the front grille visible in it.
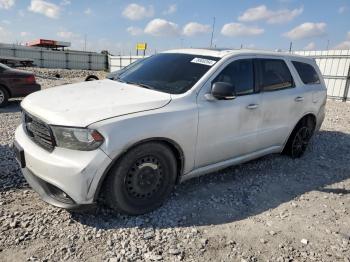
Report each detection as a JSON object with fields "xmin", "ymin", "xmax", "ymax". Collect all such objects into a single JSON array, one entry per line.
[{"xmin": 23, "ymin": 111, "xmax": 55, "ymax": 152}]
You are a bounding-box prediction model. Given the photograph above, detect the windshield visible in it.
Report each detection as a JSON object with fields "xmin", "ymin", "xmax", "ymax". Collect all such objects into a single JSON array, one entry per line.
[{"xmin": 117, "ymin": 53, "xmax": 220, "ymax": 94}]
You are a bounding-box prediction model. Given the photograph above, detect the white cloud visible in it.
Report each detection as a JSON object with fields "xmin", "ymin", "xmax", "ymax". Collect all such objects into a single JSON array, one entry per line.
[
  {"xmin": 28, "ymin": 0, "xmax": 60, "ymax": 19},
  {"xmin": 334, "ymin": 31, "xmax": 350, "ymax": 49},
  {"xmin": 338, "ymin": 6, "xmax": 347, "ymax": 14},
  {"xmin": 283, "ymin": 22, "xmax": 326, "ymax": 40},
  {"xmin": 60, "ymin": 0, "xmax": 70, "ymax": 6},
  {"xmin": 122, "ymin": 3, "xmax": 154, "ymax": 21},
  {"xmin": 57, "ymin": 31, "xmax": 79, "ymax": 39},
  {"xmin": 0, "ymin": 0, "xmax": 15, "ymax": 9},
  {"xmin": 304, "ymin": 42, "xmax": 316, "ymax": 50},
  {"xmin": 126, "ymin": 26, "xmax": 143, "ymax": 36},
  {"xmin": 238, "ymin": 5, "xmax": 303, "ymax": 24},
  {"xmin": 163, "ymin": 4, "xmax": 177, "ymax": 15},
  {"xmin": 183, "ymin": 22, "xmax": 211, "ymax": 36},
  {"xmin": 144, "ymin": 18, "xmax": 179, "ymax": 36},
  {"xmin": 221, "ymin": 23, "xmax": 264, "ymax": 37},
  {"xmin": 84, "ymin": 8, "xmax": 92, "ymax": 15},
  {"xmin": 20, "ymin": 31, "xmax": 31, "ymax": 37}
]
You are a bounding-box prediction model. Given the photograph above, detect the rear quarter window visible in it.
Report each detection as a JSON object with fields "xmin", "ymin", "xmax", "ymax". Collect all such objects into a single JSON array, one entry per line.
[{"xmin": 292, "ymin": 61, "xmax": 320, "ymax": 85}]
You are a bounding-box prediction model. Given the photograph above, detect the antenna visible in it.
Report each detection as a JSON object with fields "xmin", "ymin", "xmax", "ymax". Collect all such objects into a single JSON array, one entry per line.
[{"xmin": 210, "ymin": 17, "xmax": 216, "ymax": 48}]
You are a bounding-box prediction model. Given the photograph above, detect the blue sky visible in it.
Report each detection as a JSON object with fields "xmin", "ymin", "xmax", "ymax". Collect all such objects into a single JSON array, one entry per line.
[{"xmin": 0, "ymin": 0, "xmax": 349, "ymax": 55}]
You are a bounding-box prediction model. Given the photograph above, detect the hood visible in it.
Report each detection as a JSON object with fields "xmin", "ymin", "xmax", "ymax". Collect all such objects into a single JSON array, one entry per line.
[{"xmin": 21, "ymin": 79, "xmax": 171, "ymax": 127}]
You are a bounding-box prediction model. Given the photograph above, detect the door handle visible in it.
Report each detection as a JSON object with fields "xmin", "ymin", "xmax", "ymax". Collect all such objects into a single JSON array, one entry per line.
[
  {"xmin": 246, "ymin": 104, "xmax": 259, "ymax": 109},
  {"xmin": 295, "ymin": 96, "xmax": 304, "ymax": 102}
]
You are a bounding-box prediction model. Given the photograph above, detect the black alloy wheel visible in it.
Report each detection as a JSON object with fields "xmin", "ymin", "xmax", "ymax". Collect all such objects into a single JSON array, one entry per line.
[{"xmin": 291, "ymin": 126, "xmax": 311, "ymax": 158}]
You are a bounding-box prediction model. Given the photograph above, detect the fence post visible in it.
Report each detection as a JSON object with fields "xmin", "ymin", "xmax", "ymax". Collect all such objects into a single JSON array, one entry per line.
[
  {"xmin": 12, "ymin": 45, "xmax": 16, "ymax": 58},
  {"xmin": 65, "ymin": 52, "xmax": 69, "ymax": 69},
  {"xmin": 40, "ymin": 48, "xmax": 44, "ymax": 67},
  {"xmin": 88, "ymin": 53, "xmax": 92, "ymax": 70},
  {"xmin": 343, "ymin": 65, "xmax": 350, "ymax": 102},
  {"xmin": 105, "ymin": 54, "xmax": 109, "ymax": 71}
]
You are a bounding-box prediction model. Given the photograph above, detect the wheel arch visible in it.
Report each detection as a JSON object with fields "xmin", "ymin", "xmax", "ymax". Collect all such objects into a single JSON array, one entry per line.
[
  {"xmin": 282, "ymin": 112, "xmax": 317, "ymax": 152},
  {"xmin": 93, "ymin": 137, "xmax": 185, "ymax": 201},
  {"xmin": 0, "ymin": 84, "xmax": 11, "ymax": 97}
]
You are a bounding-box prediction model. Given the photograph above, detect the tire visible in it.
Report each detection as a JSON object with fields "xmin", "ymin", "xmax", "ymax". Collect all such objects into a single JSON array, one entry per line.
[
  {"xmin": 103, "ymin": 142, "xmax": 177, "ymax": 215},
  {"xmin": 85, "ymin": 75, "xmax": 99, "ymax": 81},
  {"xmin": 0, "ymin": 87, "xmax": 9, "ymax": 108},
  {"xmin": 283, "ymin": 118, "xmax": 315, "ymax": 158}
]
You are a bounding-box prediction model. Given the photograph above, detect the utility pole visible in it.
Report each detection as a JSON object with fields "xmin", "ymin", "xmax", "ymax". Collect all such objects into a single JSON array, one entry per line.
[{"xmin": 210, "ymin": 17, "xmax": 216, "ymax": 48}]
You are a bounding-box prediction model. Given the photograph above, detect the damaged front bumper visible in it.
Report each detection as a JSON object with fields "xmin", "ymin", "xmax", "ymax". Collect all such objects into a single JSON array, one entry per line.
[{"xmin": 14, "ymin": 124, "xmax": 112, "ymax": 209}]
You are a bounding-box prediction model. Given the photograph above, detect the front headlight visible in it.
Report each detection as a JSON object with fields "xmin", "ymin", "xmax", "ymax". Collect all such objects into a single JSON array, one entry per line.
[{"xmin": 51, "ymin": 126, "xmax": 104, "ymax": 151}]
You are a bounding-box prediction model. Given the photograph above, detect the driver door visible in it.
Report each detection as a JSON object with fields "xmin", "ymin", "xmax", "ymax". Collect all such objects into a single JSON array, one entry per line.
[{"xmin": 195, "ymin": 57, "xmax": 262, "ymax": 168}]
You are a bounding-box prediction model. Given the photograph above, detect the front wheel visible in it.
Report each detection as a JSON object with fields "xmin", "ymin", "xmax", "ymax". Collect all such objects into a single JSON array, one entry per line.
[{"xmin": 103, "ymin": 142, "xmax": 177, "ymax": 215}]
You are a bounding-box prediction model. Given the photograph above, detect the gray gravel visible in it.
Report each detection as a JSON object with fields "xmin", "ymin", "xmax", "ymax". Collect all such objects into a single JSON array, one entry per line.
[
  {"xmin": 19, "ymin": 67, "xmax": 108, "ymax": 89},
  {"xmin": 0, "ymin": 72, "xmax": 349, "ymax": 261}
]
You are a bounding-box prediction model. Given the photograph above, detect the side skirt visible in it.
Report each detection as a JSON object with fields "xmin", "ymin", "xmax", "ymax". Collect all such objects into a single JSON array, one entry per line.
[{"xmin": 180, "ymin": 146, "xmax": 282, "ymax": 183}]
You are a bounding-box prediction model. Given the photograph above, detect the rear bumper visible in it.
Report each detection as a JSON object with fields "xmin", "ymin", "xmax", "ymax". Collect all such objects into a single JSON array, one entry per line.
[
  {"xmin": 11, "ymin": 84, "xmax": 41, "ymax": 98},
  {"xmin": 316, "ymin": 104, "xmax": 326, "ymax": 131},
  {"xmin": 15, "ymin": 124, "xmax": 112, "ymax": 208}
]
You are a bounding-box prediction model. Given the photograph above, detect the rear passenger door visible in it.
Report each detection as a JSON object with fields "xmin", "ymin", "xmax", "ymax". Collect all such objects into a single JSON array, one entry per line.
[{"xmin": 257, "ymin": 58, "xmax": 307, "ymax": 149}]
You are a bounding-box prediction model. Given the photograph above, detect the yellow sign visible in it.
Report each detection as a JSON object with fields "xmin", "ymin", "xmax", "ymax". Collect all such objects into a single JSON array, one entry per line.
[{"xmin": 136, "ymin": 43, "xmax": 147, "ymax": 51}]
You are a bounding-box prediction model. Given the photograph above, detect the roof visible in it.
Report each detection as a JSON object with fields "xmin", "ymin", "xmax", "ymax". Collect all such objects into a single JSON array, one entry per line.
[
  {"xmin": 163, "ymin": 48, "xmax": 309, "ymax": 59},
  {"xmin": 27, "ymin": 39, "xmax": 71, "ymax": 48}
]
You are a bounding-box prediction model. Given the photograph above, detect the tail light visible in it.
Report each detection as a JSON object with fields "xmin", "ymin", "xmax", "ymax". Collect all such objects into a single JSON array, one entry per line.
[{"xmin": 25, "ymin": 75, "xmax": 36, "ymax": 84}]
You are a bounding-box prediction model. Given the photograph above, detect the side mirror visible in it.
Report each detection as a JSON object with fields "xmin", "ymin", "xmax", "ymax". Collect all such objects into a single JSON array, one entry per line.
[{"xmin": 211, "ymin": 82, "xmax": 236, "ymax": 100}]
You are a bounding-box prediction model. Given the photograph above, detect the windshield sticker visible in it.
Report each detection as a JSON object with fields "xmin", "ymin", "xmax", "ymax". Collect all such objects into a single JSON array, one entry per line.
[{"xmin": 191, "ymin": 58, "xmax": 217, "ymax": 66}]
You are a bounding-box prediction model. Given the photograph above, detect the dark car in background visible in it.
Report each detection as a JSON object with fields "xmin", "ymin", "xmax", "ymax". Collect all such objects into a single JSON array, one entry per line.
[{"xmin": 0, "ymin": 63, "xmax": 41, "ymax": 107}]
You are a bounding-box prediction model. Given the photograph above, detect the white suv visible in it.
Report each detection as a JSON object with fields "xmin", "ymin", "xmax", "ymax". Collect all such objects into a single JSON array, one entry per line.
[{"xmin": 14, "ymin": 49, "xmax": 326, "ymax": 215}]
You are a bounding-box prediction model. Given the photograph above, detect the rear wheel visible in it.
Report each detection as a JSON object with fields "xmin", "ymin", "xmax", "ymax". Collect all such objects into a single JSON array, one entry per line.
[
  {"xmin": 283, "ymin": 118, "xmax": 315, "ymax": 158},
  {"xmin": 0, "ymin": 87, "xmax": 9, "ymax": 108},
  {"xmin": 104, "ymin": 142, "xmax": 177, "ymax": 215},
  {"xmin": 85, "ymin": 75, "xmax": 99, "ymax": 81}
]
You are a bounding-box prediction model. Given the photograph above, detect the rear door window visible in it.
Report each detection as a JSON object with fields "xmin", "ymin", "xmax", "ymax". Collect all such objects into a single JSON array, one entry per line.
[
  {"xmin": 257, "ymin": 59, "xmax": 294, "ymax": 91},
  {"xmin": 213, "ymin": 59, "xmax": 254, "ymax": 96},
  {"xmin": 292, "ymin": 61, "xmax": 320, "ymax": 85}
]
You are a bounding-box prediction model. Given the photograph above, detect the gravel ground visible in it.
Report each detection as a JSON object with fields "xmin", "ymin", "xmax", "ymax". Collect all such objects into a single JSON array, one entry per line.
[
  {"xmin": 18, "ymin": 67, "xmax": 108, "ymax": 89},
  {"xmin": 0, "ymin": 72, "xmax": 349, "ymax": 261}
]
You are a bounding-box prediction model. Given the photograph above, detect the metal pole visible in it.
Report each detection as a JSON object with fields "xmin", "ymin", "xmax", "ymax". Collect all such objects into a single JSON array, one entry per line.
[
  {"xmin": 210, "ymin": 17, "xmax": 216, "ymax": 48},
  {"xmin": 289, "ymin": 42, "xmax": 293, "ymax": 53},
  {"xmin": 343, "ymin": 64, "xmax": 350, "ymax": 102}
]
